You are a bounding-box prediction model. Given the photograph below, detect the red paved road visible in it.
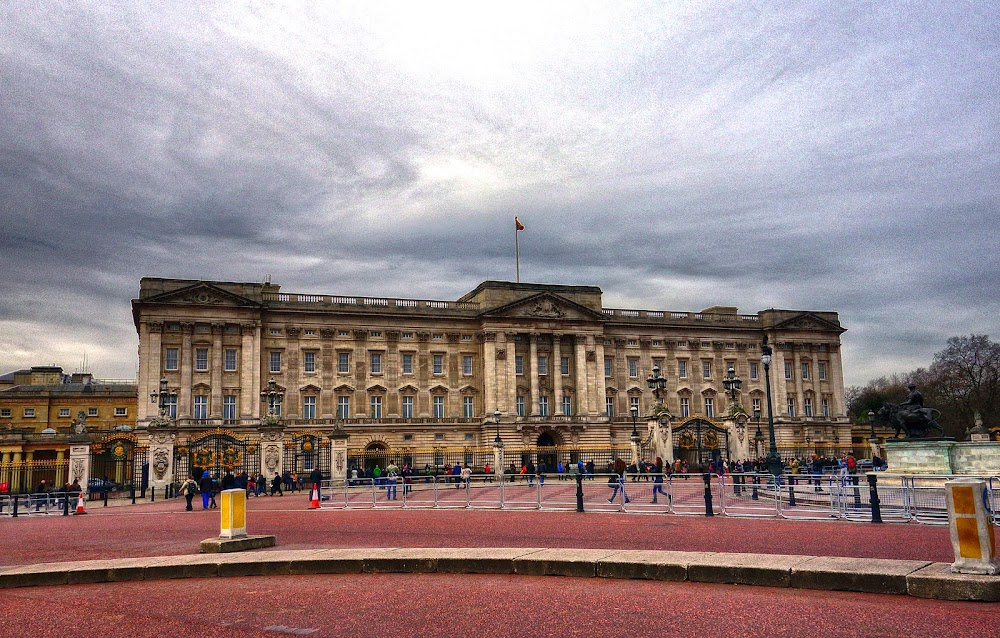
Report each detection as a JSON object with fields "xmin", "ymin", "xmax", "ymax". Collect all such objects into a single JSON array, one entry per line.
[
  {"xmin": 2, "ymin": 492, "xmax": 956, "ymax": 565},
  {"xmin": 0, "ymin": 573, "xmax": 994, "ymax": 638}
]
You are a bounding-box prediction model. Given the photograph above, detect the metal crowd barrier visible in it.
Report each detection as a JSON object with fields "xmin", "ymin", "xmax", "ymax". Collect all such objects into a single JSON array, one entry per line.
[{"xmin": 719, "ymin": 473, "xmax": 779, "ymax": 518}]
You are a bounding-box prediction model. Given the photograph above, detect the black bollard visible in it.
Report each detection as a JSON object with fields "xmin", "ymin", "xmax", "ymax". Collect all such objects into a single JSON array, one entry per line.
[
  {"xmin": 131, "ymin": 484, "xmax": 136, "ymax": 505},
  {"xmin": 703, "ymin": 472, "xmax": 714, "ymax": 516},
  {"xmin": 63, "ymin": 492, "xmax": 70, "ymax": 516},
  {"xmin": 151, "ymin": 486, "xmax": 155, "ymax": 502},
  {"xmin": 751, "ymin": 475, "xmax": 759, "ymax": 501},
  {"xmin": 788, "ymin": 478, "xmax": 796, "ymax": 507},
  {"xmin": 12, "ymin": 494, "xmax": 19, "ymax": 518},
  {"xmin": 104, "ymin": 489, "xmax": 109, "ymax": 507},
  {"xmin": 576, "ymin": 473, "xmax": 584, "ymax": 512},
  {"xmin": 867, "ymin": 473, "xmax": 883, "ymax": 524}
]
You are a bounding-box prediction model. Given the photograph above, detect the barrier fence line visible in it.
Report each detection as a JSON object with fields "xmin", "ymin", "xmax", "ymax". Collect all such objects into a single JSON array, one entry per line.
[{"xmin": 6, "ymin": 473, "xmax": 998, "ymax": 526}]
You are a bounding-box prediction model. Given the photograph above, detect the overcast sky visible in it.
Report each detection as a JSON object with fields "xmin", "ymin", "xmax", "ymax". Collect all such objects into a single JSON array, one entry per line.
[{"xmin": 1, "ymin": 1, "xmax": 997, "ymax": 388}]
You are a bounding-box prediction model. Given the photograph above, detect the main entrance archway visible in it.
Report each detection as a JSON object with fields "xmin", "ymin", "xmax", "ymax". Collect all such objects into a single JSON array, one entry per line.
[
  {"xmin": 535, "ymin": 432, "xmax": 559, "ymax": 472},
  {"xmin": 672, "ymin": 417, "xmax": 728, "ymax": 469}
]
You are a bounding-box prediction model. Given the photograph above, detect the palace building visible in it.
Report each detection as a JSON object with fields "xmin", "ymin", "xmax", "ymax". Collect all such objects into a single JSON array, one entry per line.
[{"xmin": 127, "ymin": 277, "xmax": 851, "ymax": 488}]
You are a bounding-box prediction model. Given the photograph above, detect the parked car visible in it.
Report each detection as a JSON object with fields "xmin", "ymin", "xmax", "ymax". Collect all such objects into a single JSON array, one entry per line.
[{"xmin": 856, "ymin": 459, "xmax": 874, "ymax": 472}]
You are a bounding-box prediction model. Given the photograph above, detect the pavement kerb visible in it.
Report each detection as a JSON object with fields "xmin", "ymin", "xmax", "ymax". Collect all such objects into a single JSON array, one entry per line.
[{"xmin": 0, "ymin": 548, "xmax": 997, "ymax": 602}]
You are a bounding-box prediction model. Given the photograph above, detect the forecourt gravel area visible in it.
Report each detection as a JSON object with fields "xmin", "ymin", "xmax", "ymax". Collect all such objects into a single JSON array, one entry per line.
[{"xmin": 1, "ymin": 493, "xmax": 957, "ymax": 565}]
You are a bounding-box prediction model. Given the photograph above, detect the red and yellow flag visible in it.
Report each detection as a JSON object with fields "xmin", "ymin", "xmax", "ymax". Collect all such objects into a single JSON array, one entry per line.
[{"xmin": 515, "ymin": 217, "xmax": 524, "ymax": 231}]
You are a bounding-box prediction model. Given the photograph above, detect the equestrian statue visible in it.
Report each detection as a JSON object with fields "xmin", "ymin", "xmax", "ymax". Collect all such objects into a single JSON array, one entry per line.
[{"xmin": 875, "ymin": 383, "xmax": 945, "ymax": 439}]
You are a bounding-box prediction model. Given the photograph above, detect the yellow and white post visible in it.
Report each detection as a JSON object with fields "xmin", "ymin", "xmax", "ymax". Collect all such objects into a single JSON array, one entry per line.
[
  {"xmin": 945, "ymin": 478, "xmax": 999, "ymax": 575},
  {"xmin": 219, "ymin": 488, "xmax": 247, "ymax": 540}
]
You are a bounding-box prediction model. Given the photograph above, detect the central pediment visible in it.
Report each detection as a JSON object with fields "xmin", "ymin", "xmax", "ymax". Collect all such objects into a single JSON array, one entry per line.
[
  {"xmin": 480, "ymin": 292, "xmax": 605, "ymax": 322},
  {"xmin": 140, "ymin": 282, "xmax": 261, "ymax": 308}
]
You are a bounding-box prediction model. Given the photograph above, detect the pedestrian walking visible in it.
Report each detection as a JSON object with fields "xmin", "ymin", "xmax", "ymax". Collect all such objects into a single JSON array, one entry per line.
[{"xmin": 180, "ymin": 475, "xmax": 198, "ymax": 511}]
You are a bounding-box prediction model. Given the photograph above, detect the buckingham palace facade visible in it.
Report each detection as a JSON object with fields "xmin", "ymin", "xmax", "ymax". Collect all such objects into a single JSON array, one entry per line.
[{"xmin": 131, "ymin": 277, "xmax": 849, "ymax": 483}]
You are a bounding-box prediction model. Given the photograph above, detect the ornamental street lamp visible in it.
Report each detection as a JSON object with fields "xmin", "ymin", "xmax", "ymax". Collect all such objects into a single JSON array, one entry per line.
[
  {"xmin": 260, "ymin": 378, "xmax": 284, "ymax": 421},
  {"xmin": 646, "ymin": 365, "xmax": 667, "ymax": 402},
  {"xmin": 760, "ymin": 337, "xmax": 783, "ymax": 477},
  {"xmin": 629, "ymin": 405, "xmax": 640, "ymax": 444},
  {"xmin": 722, "ymin": 366, "xmax": 743, "ymax": 404},
  {"xmin": 149, "ymin": 377, "xmax": 178, "ymax": 419},
  {"xmin": 493, "ymin": 409, "xmax": 504, "ymax": 448}
]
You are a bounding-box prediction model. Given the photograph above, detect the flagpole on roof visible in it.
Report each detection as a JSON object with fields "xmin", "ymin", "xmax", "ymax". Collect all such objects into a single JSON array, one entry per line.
[{"xmin": 514, "ymin": 216, "xmax": 524, "ymax": 283}]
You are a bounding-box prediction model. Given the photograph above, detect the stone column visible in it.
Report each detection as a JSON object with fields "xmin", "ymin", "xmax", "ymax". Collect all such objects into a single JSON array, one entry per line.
[
  {"xmin": 595, "ymin": 339, "xmax": 608, "ymax": 417},
  {"xmin": 69, "ymin": 445, "xmax": 90, "ymax": 491},
  {"xmin": 575, "ymin": 336, "xmax": 589, "ymax": 416},
  {"xmin": 145, "ymin": 429, "xmax": 176, "ymax": 490},
  {"xmin": 141, "ymin": 322, "xmax": 163, "ymax": 421},
  {"xmin": 553, "ymin": 334, "xmax": 564, "ymax": 415},
  {"xmin": 505, "ymin": 332, "xmax": 518, "ymax": 416},
  {"xmin": 24, "ymin": 451, "xmax": 34, "ymax": 491},
  {"xmin": 180, "ymin": 322, "xmax": 194, "ymax": 418},
  {"xmin": 10, "ymin": 451, "xmax": 23, "ymax": 493},
  {"xmin": 829, "ymin": 345, "xmax": 847, "ymax": 416},
  {"xmin": 0, "ymin": 451, "xmax": 10, "ymax": 486},
  {"xmin": 210, "ymin": 323, "xmax": 224, "ymax": 418},
  {"xmin": 482, "ymin": 332, "xmax": 497, "ymax": 413},
  {"xmin": 240, "ymin": 323, "xmax": 258, "ymax": 418},
  {"xmin": 792, "ymin": 349, "xmax": 804, "ymax": 418},
  {"xmin": 529, "ymin": 333, "xmax": 540, "ymax": 416},
  {"xmin": 286, "ymin": 327, "xmax": 302, "ymax": 418},
  {"xmin": 328, "ymin": 429, "xmax": 349, "ymax": 484},
  {"xmin": 55, "ymin": 449, "xmax": 66, "ymax": 488},
  {"xmin": 259, "ymin": 426, "xmax": 285, "ymax": 481}
]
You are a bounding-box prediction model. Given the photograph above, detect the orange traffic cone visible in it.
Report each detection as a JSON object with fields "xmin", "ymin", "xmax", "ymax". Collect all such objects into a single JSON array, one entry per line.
[
  {"xmin": 309, "ymin": 483, "xmax": 320, "ymax": 510},
  {"xmin": 74, "ymin": 493, "xmax": 87, "ymax": 515}
]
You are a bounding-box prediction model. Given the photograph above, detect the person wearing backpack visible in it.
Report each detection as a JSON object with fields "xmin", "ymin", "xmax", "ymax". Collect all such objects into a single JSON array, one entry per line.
[{"xmin": 180, "ymin": 475, "xmax": 198, "ymax": 511}]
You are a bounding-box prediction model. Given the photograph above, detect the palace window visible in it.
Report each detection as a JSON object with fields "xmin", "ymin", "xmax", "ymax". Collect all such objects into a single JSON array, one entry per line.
[
  {"xmin": 822, "ymin": 398, "xmax": 830, "ymax": 417},
  {"xmin": 269, "ymin": 328, "xmax": 281, "ymax": 335},
  {"xmin": 114, "ymin": 407, "xmax": 127, "ymax": 417},
  {"xmin": 303, "ymin": 396, "xmax": 317, "ymax": 419},
  {"xmin": 195, "ymin": 348, "xmax": 208, "ymax": 372},
  {"xmin": 337, "ymin": 396, "xmax": 350, "ymax": 419},
  {"xmin": 402, "ymin": 353, "xmax": 414, "ymax": 374},
  {"xmin": 165, "ymin": 348, "xmax": 178, "ymax": 371},
  {"xmin": 463, "ymin": 396, "xmax": 474, "ymax": 418},
  {"xmin": 704, "ymin": 397, "xmax": 714, "ymax": 418},
  {"xmin": 749, "ymin": 362, "xmax": 758, "ymax": 380},
  {"xmin": 304, "ymin": 329, "xmax": 316, "ymax": 336},
  {"xmin": 804, "ymin": 397, "xmax": 813, "ymax": 417},
  {"xmin": 784, "ymin": 362, "xmax": 793, "ymax": 380},
  {"xmin": 562, "ymin": 395, "xmax": 572, "ymax": 416},
  {"xmin": 680, "ymin": 398, "xmax": 690, "ymax": 418},
  {"xmin": 224, "ymin": 349, "xmax": 237, "ymax": 372},
  {"xmin": 370, "ymin": 352, "xmax": 383, "ymax": 374},
  {"xmin": 402, "ymin": 396, "xmax": 414, "ymax": 418},
  {"xmin": 23, "ymin": 408, "xmax": 35, "ymax": 418},
  {"xmin": 193, "ymin": 396, "xmax": 208, "ymax": 420},
  {"xmin": 629, "ymin": 396, "xmax": 640, "ymax": 414},
  {"xmin": 801, "ymin": 362, "xmax": 810, "ymax": 380},
  {"xmin": 752, "ymin": 397, "xmax": 761, "ymax": 415},
  {"xmin": 166, "ymin": 396, "xmax": 177, "ymax": 419},
  {"xmin": 627, "ymin": 339, "xmax": 637, "ymax": 347},
  {"xmin": 605, "ymin": 397, "xmax": 614, "ymax": 417},
  {"xmin": 702, "ymin": 361, "xmax": 712, "ymax": 379},
  {"xmin": 338, "ymin": 352, "xmax": 349, "ymax": 373},
  {"xmin": 338, "ymin": 330, "xmax": 350, "ymax": 337},
  {"xmin": 88, "ymin": 407, "xmax": 98, "ymax": 417},
  {"xmin": 269, "ymin": 351, "xmax": 281, "ymax": 373},
  {"xmin": 818, "ymin": 362, "xmax": 827, "ymax": 381},
  {"xmin": 604, "ymin": 357, "xmax": 613, "ymax": 377},
  {"xmin": 223, "ymin": 395, "xmax": 237, "ymax": 420},
  {"xmin": 59, "ymin": 408, "xmax": 70, "ymax": 418},
  {"xmin": 628, "ymin": 358, "xmax": 638, "ymax": 378},
  {"xmin": 538, "ymin": 396, "xmax": 549, "ymax": 417},
  {"xmin": 433, "ymin": 354, "xmax": 444, "ymax": 375},
  {"xmin": 370, "ymin": 396, "xmax": 382, "ymax": 419},
  {"xmin": 432, "ymin": 396, "xmax": 445, "ymax": 419},
  {"xmin": 516, "ymin": 395, "xmax": 525, "ymax": 417},
  {"xmin": 304, "ymin": 351, "xmax": 316, "ymax": 373},
  {"xmin": 560, "ymin": 356, "xmax": 570, "ymax": 375},
  {"xmin": 787, "ymin": 398, "xmax": 796, "ymax": 417},
  {"xmin": 463, "ymin": 355, "xmax": 473, "ymax": 376},
  {"xmin": 1, "ymin": 409, "xmax": 10, "ymax": 417},
  {"xmin": 538, "ymin": 356, "xmax": 548, "ymax": 376},
  {"xmin": 678, "ymin": 360, "xmax": 687, "ymax": 379},
  {"xmin": 515, "ymin": 355, "xmax": 524, "ymax": 376}
]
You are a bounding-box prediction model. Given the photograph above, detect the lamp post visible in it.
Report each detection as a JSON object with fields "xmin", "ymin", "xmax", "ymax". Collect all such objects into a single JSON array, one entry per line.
[
  {"xmin": 492, "ymin": 409, "xmax": 504, "ymax": 481},
  {"xmin": 149, "ymin": 377, "xmax": 178, "ymax": 420},
  {"xmin": 753, "ymin": 409, "xmax": 764, "ymax": 459},
  {"xmin": 760, "ymin": 338, "xmax": 783, "ymax": 477},
  {"xmin": 629, "ymin": 405, "xmax": 641, "ymax": 467},
  {"xmin": 646, "ymin": 365, "xmax": 667, "ymax": 403},
  {"xmin": 722, "ymin": 366, "xmax": 743, "ymax": 406},
  {"xmin": 259, "ymin": 378, "xmax": 283, "ymax": 423}
]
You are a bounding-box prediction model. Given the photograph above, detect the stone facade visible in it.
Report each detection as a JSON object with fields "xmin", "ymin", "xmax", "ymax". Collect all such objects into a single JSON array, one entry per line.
[{"xmin": 131, "ymin": 278, "xmax": 851, "ymax": 462}]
